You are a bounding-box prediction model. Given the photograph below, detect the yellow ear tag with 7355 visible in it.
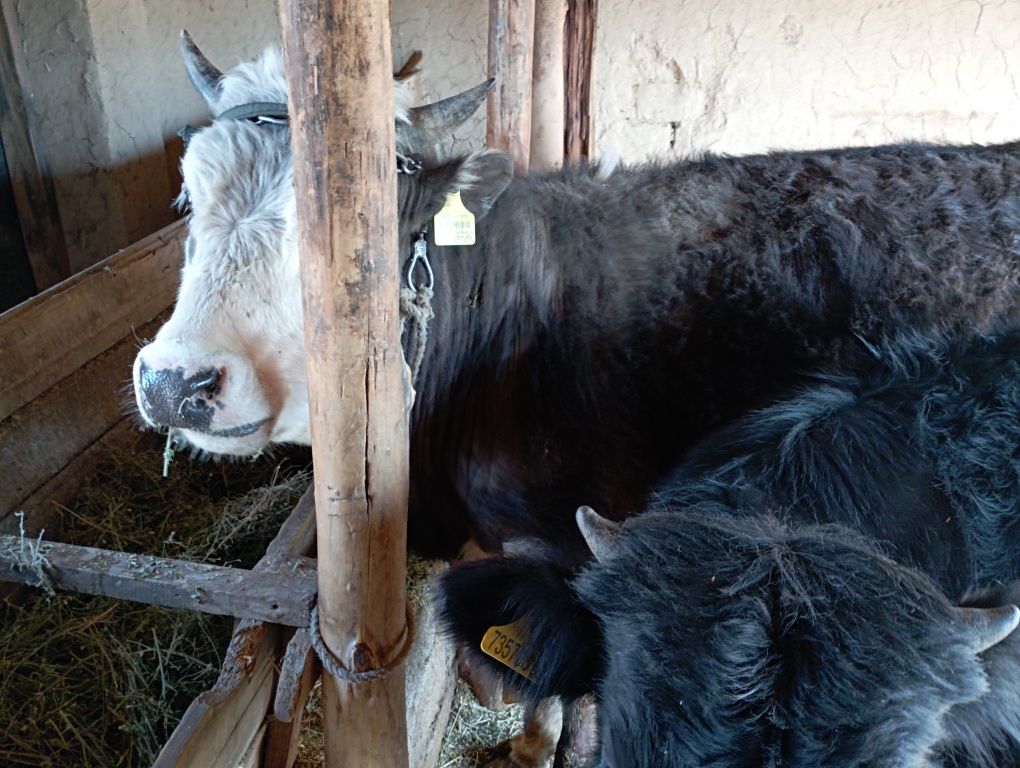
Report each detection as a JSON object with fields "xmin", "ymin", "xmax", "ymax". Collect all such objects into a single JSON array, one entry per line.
[
  {"xmin": 480, "ymin": 618, "xmax": 536, "ymax": 681},
  {"xmin": 433, "ymin": 191, "xmax": 476, "ymax": 246}
]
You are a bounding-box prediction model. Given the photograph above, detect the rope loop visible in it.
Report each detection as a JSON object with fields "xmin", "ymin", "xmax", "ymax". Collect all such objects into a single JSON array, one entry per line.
[{"xmin": 308, "ymin": 603, "xmax": 416, "ymax": 684}]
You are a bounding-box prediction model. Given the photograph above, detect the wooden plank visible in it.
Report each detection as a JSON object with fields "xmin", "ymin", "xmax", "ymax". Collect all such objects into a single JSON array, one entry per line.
[
  {"xmin": 281, "ymin": 0, "xmax": 411, "ymax": 765},
  {"xmin": 0, "ymin": 418, "xmax": 142, "ymax": 540},
  {"xmin": 0, "ymin": 218, "xmax": 185, "ymax": 421},
  {"xmin": 262, "ymin": 629, "xmax": 320, "ymax": 768},
  {"xmin": 488, "ymin": 0, "xmax": 537, "ymax": 175},
  {"xmin": 239, "ymin": 723, "xmax": 269, "ymax": 768},
  {"xmin": 405, "ymin": 561, "xmax": 458, "ymax": 768},
  {"xmin": 273, "ymin": 629, "xmax": 317, "ymax": 723},
  {"xmin": 564, "ymin": 0, "xmax": 597, "ymax": 162},
  {"xmin": 0, "ymin": 315, "xmax": 167, "ymax": 518},
  {"xmin": 0, "ymin": 1, "xmax": 69, "ymax": 291},
  {"xmin": 155, "ymin": 621, "xmax": 280, "ymax": 768},
  {"xmin": 529, "ymin": 0, "xmax": 567, "ymax": 171},
  {"xmin": 0, "ymin": 536, "xmax": 318, "ymax": 626},
  {"xmin": 153, "ymin": 490, "xmax": 317, "ymax": 768}
]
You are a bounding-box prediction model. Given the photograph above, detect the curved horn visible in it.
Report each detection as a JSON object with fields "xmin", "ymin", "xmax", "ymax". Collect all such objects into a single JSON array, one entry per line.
[
  {"xmin": 955, "ymin": 605, "xmax": 1020, "ymax": 653},
  {"xmin": 409, "ymin": 79, "xmax": 495, "ymax": 145},
  {"xmin": 576, "ymin": 506, "xmax": 622, "ymax": 563},
  {"xmin": 180, "ymin": 30, "xmax": 223, "ymax": 109}
]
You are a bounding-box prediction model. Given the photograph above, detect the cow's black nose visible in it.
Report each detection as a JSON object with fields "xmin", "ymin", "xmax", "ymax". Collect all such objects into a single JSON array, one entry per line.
[{"xmin": 138, "ymin": 363, "xmax": 220, "ymax": 430}]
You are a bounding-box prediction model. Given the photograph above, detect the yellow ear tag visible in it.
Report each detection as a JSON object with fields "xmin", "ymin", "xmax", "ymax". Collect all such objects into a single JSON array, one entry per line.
[
  {"xmin": 433, "ymin": 191, "xmax": 476, "ymax": 246},
  {"xmin": 480, "ymin": 618, "xmax": 536, "ymax": 681}
]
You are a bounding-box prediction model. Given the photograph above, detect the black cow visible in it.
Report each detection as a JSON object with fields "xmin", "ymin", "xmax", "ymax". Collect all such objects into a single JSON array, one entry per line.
[
  {"xmin": 439, "ymin": 328, "xmax": 1020, "ymax": 767},
  {"xmin": 134, "ymin": 39, "xmax": 1020, "ymax": 567}
]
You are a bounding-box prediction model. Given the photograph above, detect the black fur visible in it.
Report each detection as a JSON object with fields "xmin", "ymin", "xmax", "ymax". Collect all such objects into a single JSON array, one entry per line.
[
  {"xmin": 395, "ymin": 140, "xmax": 1020, "ymax": 560},
  {"xmin": 437, "ymin": 328, "xmax": 1020, "ymax": 766}
]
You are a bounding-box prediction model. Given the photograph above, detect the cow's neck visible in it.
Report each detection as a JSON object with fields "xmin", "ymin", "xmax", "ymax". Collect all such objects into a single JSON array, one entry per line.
[{"xmin": 410, "ymin": 196, "xmax": 556, "ymax": 414}]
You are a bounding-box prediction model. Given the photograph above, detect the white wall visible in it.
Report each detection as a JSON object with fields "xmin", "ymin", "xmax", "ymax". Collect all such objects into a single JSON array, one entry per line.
[
  {"xmin": 9, "ymin": 0, "xmax": 1020, "ymax": 271},
  {"xmin": 9, "ymin": 0, "xmax": 280, "ymax": 271},
  {"xmin": 594, "ymin": 0, "xmax": 1020, "ymax": 160}
]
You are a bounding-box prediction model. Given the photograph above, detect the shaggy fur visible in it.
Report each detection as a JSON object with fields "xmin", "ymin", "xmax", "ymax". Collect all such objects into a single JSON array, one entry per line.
[
  {"xmin": 438, "ymin": 329, "xmax": 1020, "ymax": 767},
  {"xmin": 402, "ymin": 143, "xmax": 1020, "ymax": 559},
  {"xmin": 136, "ymin": 44, "xmax": 1020, "ymax": 562}
]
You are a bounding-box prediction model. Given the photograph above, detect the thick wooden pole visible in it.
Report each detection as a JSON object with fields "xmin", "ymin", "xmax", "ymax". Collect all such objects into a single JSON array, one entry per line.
[
  {"xmin": 528, "ymin": 0, "xmax": 566, "ymax": 171},
  {"xmin": 488, "ymin": 0, "xmax": 536, "ymax": 175},
  {"xmin": 279, "ymin": 1, "xmax": 409, "ymax": 766},
  {"xmin": 564, "ymin": 0, "xmax": 597, "ymax": 162}
]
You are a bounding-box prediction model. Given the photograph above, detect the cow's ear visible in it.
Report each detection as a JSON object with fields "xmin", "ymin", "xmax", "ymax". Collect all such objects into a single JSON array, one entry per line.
[
  {"xmin": 449, "ymin": 150, "xmax": 513, "ymax": 219},
  {"xmin": 937, "ymin": 602, "xmax": 1020, "ymax": 760},
  {"xmin": 435, "ymin": 555, "xmax": 603, "ymax": 702}
]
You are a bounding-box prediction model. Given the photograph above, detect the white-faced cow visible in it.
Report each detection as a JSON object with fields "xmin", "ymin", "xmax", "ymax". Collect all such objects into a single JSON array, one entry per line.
[
  {"xmin": 135, "ymin": 34, "xmax": 1020, "ymax": 567},
  {"xmin": 439, "ymin": 327, "xmax": 1020, "ymax": 768}
]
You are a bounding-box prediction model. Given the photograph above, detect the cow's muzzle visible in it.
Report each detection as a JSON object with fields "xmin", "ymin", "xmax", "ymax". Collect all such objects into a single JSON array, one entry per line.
[{"xmin": 137, "ymin": 362, "xmax": 222, "ymax": 431}]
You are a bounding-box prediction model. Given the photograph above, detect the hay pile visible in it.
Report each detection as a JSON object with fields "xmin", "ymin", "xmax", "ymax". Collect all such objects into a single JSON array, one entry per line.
[
  {"xmin": 293, "ymin": 554, "xmax": 526, "ymax": 768},
  {"xmin": 0, "ymin": 432, "xmax": 310, "ymax": 767}
]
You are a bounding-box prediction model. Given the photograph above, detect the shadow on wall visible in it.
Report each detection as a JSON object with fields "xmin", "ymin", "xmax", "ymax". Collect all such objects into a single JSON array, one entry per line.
[{"xmin": 0, "ymin": 135, "xmax": 185, "ymax": 315}]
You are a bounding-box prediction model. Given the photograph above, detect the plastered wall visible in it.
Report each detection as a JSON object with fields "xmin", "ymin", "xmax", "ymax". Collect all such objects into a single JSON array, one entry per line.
[
  {"xmin": 594, "ymin": 0, "xmax": 1020, "ymax": 161},
  {"xmin": 9, "ymin": 0, "xmax": 280, "ymax": 272},
  {"xmin": 9, "ymin": 0, "xmax": 1020, "ymax": 272}
]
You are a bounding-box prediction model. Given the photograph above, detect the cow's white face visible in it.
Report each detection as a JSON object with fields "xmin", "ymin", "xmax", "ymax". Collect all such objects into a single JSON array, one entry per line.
[
  {"xmin": 133, "ymin": 46, "xmax": 308, "ymax": 456},
  {"xmin": 133, "ymin": 33, "xmax": 509, "ymax": 457}
]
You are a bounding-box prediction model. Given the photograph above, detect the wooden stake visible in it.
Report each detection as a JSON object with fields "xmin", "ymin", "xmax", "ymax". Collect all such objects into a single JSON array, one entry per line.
[
  {"xmin": 279, "ymin": 0, "xmax": 410, "ymax": 766},
  {"xmin": 0, "ymin": 1, "xmax": 69, "ymax": 290},
  {"xmin": 529, "ymin": 0, "xmax": 566, "ymax": 171},
  {"xmin": 488, "ymin": 0, "xmax": 536, "ymax": 175},
  {"xmin": 564, "ymin": 0, "xmax": 597, "ymax": 162}
]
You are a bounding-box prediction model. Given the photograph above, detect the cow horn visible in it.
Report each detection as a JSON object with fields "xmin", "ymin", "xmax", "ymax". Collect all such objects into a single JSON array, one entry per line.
[
  {"xmin": 409, "ymin": 79, "xmax": 495, "ymax": 145},
  {"xmin": 180, "ymin": 30, "xmax": 223, "ymax": 109},
  {"xmin": 576, "ymin": 506, "xmax": 621, "ymax": 563},
  {"xmin": 955, "ymin": 604, "xmax": 1020, "ymax": 653}
]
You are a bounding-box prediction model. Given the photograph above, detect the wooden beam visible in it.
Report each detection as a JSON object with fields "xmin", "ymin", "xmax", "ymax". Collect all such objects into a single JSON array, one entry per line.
[
  {"xmin": 0, "ymin": 218, "xmax": 185, "ymax": 421},
  {"xmin": 0, "ymin": 535, "xmax": 318, "ymax": 626},
  {"xmin": 564, "ymin": 0, "xmax": 597, "ymax": 162},
  {"xmin": 0, "ymin": 1, "xmax": 69, "ymax": 290},
  {"xmin": 0, "ymin": 314, "xmax": 168, "ymax": 519},
  {"xmin": 529, "ymin": 0, "xmax": 566, "ymax": 171},
  {"xmin": 279, "ymin": 0, "xmax": 410, "ymax": 765},
  {"xmin": 488, "ymin": 0, "xmax": 536, "ymax": 175}
]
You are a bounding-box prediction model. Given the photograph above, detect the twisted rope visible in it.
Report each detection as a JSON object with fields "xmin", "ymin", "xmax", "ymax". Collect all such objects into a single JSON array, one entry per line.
[
  {"xmin": 309, "ymin": 603, "xmax": 416, "ymax": 684},
  {"xmin": 400, "ymin": 284, "xmax": 434, "ymax": 385}
]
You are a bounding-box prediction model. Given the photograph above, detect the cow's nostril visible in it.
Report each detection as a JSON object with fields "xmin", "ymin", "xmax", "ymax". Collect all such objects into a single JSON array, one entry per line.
[{"xmin": 186, "ymin": 367, "xmax": 222, "ymax": 397}]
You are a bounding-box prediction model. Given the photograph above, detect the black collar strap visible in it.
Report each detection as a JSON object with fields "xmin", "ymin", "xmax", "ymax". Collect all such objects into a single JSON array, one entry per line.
[
  {"xmin": 216, "ymin": 101, "xmax": 290, "ymax": 124},
  {"xmin": 178, "ymin": 101, "xmax": 422, "ymax": 179}
]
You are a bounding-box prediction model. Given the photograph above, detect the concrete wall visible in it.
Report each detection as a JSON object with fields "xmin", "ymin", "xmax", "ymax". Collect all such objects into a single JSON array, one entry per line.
[{"xmin": 8, "ymin": 0, "xmax": 1020, "ymax": 272}]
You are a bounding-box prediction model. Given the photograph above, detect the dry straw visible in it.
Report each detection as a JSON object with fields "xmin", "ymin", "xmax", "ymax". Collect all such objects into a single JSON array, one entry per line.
[{"xmin": 0, "ymin": 433, "xmax": 311, "ymax": 767}]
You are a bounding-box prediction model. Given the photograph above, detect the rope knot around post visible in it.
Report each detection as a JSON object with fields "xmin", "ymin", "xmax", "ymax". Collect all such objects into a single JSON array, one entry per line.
[{"xmin": 308, "ymin": 603, "xmax": 417, "ymax": 685}]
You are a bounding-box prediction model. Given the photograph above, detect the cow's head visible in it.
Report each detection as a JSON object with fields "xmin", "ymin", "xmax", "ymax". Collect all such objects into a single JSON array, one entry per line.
[
  {"xmin": 132, "ymin": 32, "xmax": 512, "ymax": 456},
  {"xmin": 438, "ymin": 505, "xmax": 1020, "ymax": 768}
]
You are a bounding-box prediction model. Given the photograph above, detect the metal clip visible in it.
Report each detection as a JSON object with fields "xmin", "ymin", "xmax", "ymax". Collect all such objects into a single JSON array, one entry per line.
[
  {"xmin": 406, "ymin": 232, "xmax": 433, "ymax": 292},
  {"xmin": 397, "ymin": 153, "xmax": 423, "ymax": 176}
]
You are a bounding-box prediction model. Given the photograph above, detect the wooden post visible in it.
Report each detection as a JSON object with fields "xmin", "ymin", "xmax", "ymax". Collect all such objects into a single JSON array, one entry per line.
[
  {"xmin": 488, "ymin": 0, "xmax": 536, "ymax": 175},
  {"xmin": 564, "ymin": 0, "xmax": 597, "ymax": 162},
  {"xmin": 0, "ymin": 1, "xmax": 69, "ymax": 291},
  {"xmin": 528, "ymin": 0, "xmax": 566, "ymax": 171},
  {"xmin": 279, "ymin": 0, "xmax": 409, "ymax": 766}
]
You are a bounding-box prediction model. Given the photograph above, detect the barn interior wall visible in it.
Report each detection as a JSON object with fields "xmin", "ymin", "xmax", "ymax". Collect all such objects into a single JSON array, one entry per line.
[
  {"xmin": 7, "ymin": 0, "xmax": 280, "ymax": 273},
  {"xmin": 593, "ymin": 0, "xmax": 1020, "ymax": 160},
  {"xmin": 6, "ymin": 0, "xmax": 1020, "ymax": 274}
]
